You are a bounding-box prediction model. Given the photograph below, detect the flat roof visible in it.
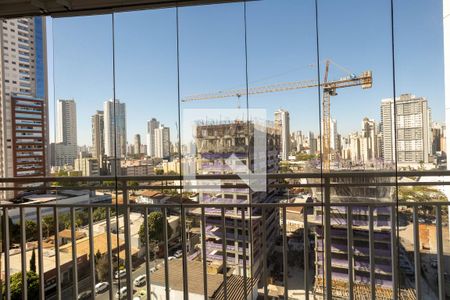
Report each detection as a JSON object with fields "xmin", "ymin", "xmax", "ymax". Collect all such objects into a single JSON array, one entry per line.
[{"xmin": 150, "ymin": 259, "xmax": 223, "ymax": 297}]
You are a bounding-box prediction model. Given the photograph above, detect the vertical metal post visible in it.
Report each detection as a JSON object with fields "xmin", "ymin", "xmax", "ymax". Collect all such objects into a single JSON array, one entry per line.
[
  {"xmin": 262, "ymin": 207, "xmax": 268, "ymax": 300},
  {"xmin": 282, "ymin": 207, "xmax": 288, "ymax": 298},
  {"xmin": 347, "ymin": 206, "xmax": 354, "ymax": 300},
  {"xmin": 36, "ymin": 208, "xmax": 44, "ymax": 300},
  {"xmin": 390, "ymin": 205, "xmax": 398, "ymax": 300},
  {"xmin": 122, "ymin": 182, "xmax": 133, "ymax": 300},
  {"xmin": 323, "ymin": 177, "xmax": 332, "ymax": 300},
  {"xmin": 54, "ymin": 207, "xmax": 61, "ymax": 300},
  {"xmin": 144, "ymin": 208, "xmax": 151, "ymax": 299},
  {"xmin": 221, "ymin": 207, "xmax": 228, "ymax": 300},
  {"xmin": 201, "ymin": 207, "xmax": 208, "ymax": 300},
  {"xmin": 70, "ymin": 207, "xmax": 78, "ymax": 299},
  {"xmin": 369, "ymin": 206, "xmax": 375, "ymax": 300},
  {"xmin": 4, "ymin": 208, "xmax": 10, "ymax": 300},
  {"xmin": 413, "ymin": 206, "xmax": 421, "ymax": 300},
  {"xmin": 162, "ymin": 207, "xmax": 170, "ymax": 300},
  {"xmin": 241, "ymin": 208, "xmax": 247, "ymax": 299},
  {"xmin": 106, "ymin": 206, "xmax": 114, "ymax": 300},
  {"xmin": 181, "ymin": 206, "xmax": 189, "ymax": 300},
  {"xmin": 20, "ymin": 207, "xmax": 27, "ymax": 300},
  {"xmin": 436, "ymin": 205, "xmax": 445, "ymax": 300},
  {"xmin": 304, "ymin": 205, "xmax": 309, "ymax": 300},
  {"xmin": 88, "ymin": 207, "xmax": 96, "ymax": 298}
]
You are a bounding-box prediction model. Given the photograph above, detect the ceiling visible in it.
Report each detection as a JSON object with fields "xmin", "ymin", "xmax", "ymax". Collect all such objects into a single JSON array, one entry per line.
[{"xmin": 0, "ymin": 0, "xmax": 243, "ymax": 19}]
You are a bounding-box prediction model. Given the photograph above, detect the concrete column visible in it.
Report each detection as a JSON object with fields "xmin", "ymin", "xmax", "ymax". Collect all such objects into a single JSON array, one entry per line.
[{"xmin": 444, "ymin": 0, "xmax": 450, "ymax": 238}]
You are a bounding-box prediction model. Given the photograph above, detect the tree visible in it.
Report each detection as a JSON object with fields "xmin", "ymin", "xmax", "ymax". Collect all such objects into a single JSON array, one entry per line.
[
  {"xmin": 96, "ymin": 254, "xmax": 110, "ymax": 282},
  {"xmin": 30, "ymin": 249, "xmax": 36, "ymax": 273},
  {"xmin": 7, "ymin": 271, "xmax": 39, "ymax": 300},
  {"xmin": 42, "ymin": 215, "xmax": 54, "ymax": 239},
  {"xmin": 138, "ymin": 211, "xmax": 173, "ymax": 247},
  {"xmin": 25, "ymin": 220, "xmax": 38, "ymax": 241}
]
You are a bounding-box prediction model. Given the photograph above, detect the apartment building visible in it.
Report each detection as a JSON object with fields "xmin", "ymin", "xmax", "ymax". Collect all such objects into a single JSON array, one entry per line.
[
  {"xmin": 381, "ymin": 94, "xmax": 431, "ymax": 165},
  {"xmin": 194, "ymin": 120, "xmax": 280, "ymax": 278},
  {"xmin": 0, "ymin": 17, "xmax": 48, "ymax": 184}
]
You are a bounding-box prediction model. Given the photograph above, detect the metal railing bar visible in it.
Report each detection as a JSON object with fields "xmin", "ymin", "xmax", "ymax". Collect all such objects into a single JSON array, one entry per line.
[
  {"xmin": 435, "ymin": 205, "xmax": 445, "ymax": 300},
  {"xmin": 1, "ymin": 169, "xmax": 450, "ymax": 183},
  {"xmin": 201, "ymin": 207, "xmax": 208, "ymax": 300},
  {"xmin": 391, "ymin": 207, "xmax": 398, "ymax": 300},
  {"xmin": 36, "ymin": 207, "xmax": 44, "ymax": 300},
  {"xmin": 369, "ymin": 206, "xmax": 375, "ymax": 300},
  {"xmin": 70, "ymin": 207, "xmax": 78, "ymax": 300},
  {"xmin": 347, "ymin": 207, "xmax": 354, "ymax": 300},
  {"xmin": 181, "ymin": 206, "xmax": 189, "ymax": 300},
  {"xmin": 162, "ymin": 207, "xmax": 170, "ymax": 300},
  {"xmin": 262, "ymin": 207, "xmax": 268, "ymax": 300},
  {"xmin": 144, "ymin": 208, "xmax": 152, "ymax": 300},
  {"xmin": 88, "ymin": 207, "xmax": 95, "ymax": 300},
  {"xmin": 220, "ymin": 207, "xmax": 228, "ymax": 300},
  {"xmin": 413, "ymin": 206, "xmax": 421, "ymax": 300},
  {"xmin": 304, "ymin": 207, "xmax": 309, "ymax": 300},
  {"xmin": 122, "ymin": 185, "xmax": 133, "ymax": 300},
  {"xmin": 241, "ymin": 208, "xmax": 247, "ymax": 300},
  {"xmin": 20, "ymin": 207, "xmax": 27, "ymax": 300},
  {"xmin": 282, "ymin": 206, "xmax": 288, "ymax": 299},
  {"xmin": 54, "ymin": 207, "xmax": 61, "ymax": 300},
  {"xmin": 323, "ymin": 177, "xmax": 332, "ymax": 300},
  {"xmin": 106, "ymin": 207, "xmax": 114, "ymax": 300},
  {"xmin": 4, "ymin": 208, "xmax": 10, "ymax": 300}
]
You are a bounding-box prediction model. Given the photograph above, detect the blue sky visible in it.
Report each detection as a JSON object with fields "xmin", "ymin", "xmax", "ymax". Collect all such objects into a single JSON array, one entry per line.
[{"xmin": 47, "ymin": 0, "xmax": 445, "ymax": 146}]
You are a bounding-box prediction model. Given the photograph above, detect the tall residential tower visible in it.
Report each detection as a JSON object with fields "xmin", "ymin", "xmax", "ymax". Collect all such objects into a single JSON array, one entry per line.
[{"xmin": 0, "ymin": 17, "xmax": 48, "ymax": 184}]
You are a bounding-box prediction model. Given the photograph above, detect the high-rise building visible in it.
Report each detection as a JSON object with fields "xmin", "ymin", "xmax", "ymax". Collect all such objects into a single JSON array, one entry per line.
[
  {"xmin": 274, "ymin": 109, "xmax": 290, "ymax": 160},
  {"xmin": 360, "ymin": 117, "xmax": 378, "ymax": 162},
  {"xmin": 194, "ymin": 120, "xmax": 280, "ymax": 277},
  {"xmin": 0, "ymin": 17, "xmax": 48, "ymax": 184},
  {"xmin": 146, "ymin": 118, "xmax": 160, "ymax": 157},
  {"xmin": 154, "ymin": 125, "xmax": 170, "ymax": 159},
  {"xmin": 11, "ymin": 95, "xmax": 46, "ymax": 177},
  {"xmin": 133, "ymin": 134, "xmax": 141, "ymax": 155},
  {"xmin": 381, "ymin": 94, "xmax": 431, "ymax": 164},
  {"xmin": 91, "ymin": 110, "xmax": 105, "ymax": 163},
  {"xmin": 56, "ymin": 99, "xmax": 77, "ymax": 145},
  {"xmin": 52, "ymin": 99, "xmax": 77, "ymax": 166},
  {"xmin": 330, "ymin": 119, "xmax": 338, "ymax": 151},
  {"xmin": 104, "ymin": 99, "xmax": 127, "ymax": 158}
]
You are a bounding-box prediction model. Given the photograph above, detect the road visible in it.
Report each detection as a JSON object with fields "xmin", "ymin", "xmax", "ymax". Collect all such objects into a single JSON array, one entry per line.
[{"xmin": 47, "ymin": 258, "xmax": 164, "ymax": 300}]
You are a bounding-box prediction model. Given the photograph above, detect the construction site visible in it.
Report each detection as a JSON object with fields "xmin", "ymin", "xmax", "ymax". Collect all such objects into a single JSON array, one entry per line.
[{"xmin": 193, "ymin": 120, "xmax": 281, "ymax": 279}]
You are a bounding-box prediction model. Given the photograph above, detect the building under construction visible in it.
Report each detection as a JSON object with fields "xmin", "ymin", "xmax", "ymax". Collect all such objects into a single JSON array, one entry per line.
[
  {"xmin": 194, "ymin": 120, "xmax": 281, "ymax": 279},
  {"xmin": 311, "ymin": 174, "xmax": 416, "ymax": 300}
]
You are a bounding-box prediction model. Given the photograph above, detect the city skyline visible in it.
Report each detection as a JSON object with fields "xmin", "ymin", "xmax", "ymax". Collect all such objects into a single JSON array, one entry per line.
[{"xmin": 46, "ymin": 0, "xmax": 446, "ymax": 147}]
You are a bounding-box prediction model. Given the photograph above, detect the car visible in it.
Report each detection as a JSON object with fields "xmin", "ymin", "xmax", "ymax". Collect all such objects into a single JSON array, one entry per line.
[
  {"xmin": 77, "ymin": 291, "xmax": 92, "ymax": 300},
  {"xmin": 95, "ymin": 282, "xmax": 109, "ymax": 294},
  {"xmin": 116, "ymin": 287, "xmax": 128, "ymax": 299},
  {"xmin": 133, "ymin": 274, "xmax": 146, "ymax": 287},
  {"xmin": 115, "ymin": 269, "xmax": 127, "ymax": 279},
  {"xmin": 168, "ymin": 256, "xmax": 176, "ymax": 261},
  {"xmin": 150, "ymin": 267, "xmax": 157, "ymax": 273},
  {"xmin": 174, "ymin": 250, "xmax": 183, "ymax": 258}
]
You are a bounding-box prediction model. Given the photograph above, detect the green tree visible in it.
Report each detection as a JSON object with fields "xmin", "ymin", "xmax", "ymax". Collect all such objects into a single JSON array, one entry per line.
[
  {"xmin": 42, "ymin": 215, "xmax": 54, "ymax": 239},
  {"xmin": 93, "ymin": 207, "xmax": 107, "ymax": 222},
  {"xmin": 138, "ymin": 211, "xmax": 173, "ymax": 246},
  {"xmin": 30, "ymin": 249, "xmax": 36, "ymax": 273},
  {"xmin": 24, "ymin": 220, "xmax": 38, "ymax": 242},
  {"xmin": 6, "ymin": 271, "xmax": 39, "ymax": 300},
  {"xmin": 96, "ymin": 254, "xmax": 110, "ymax": 282}
]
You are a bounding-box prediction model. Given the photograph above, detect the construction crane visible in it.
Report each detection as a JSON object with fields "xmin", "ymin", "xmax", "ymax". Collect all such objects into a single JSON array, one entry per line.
[{"xmin": 182, "ymin": 60, "xmax": 373, "ymax": 171}]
